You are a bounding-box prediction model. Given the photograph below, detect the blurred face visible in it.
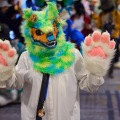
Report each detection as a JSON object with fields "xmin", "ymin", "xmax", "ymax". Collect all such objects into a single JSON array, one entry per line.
[{"xmin": 1, "ymin": 6, "xmax": 9, "ymax": 13}]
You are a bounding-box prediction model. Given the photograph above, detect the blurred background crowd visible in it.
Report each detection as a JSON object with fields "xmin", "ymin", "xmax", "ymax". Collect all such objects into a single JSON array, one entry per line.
[{"xmin": 0, "ymin": 0, "xmax": 120, "ymax": 119}]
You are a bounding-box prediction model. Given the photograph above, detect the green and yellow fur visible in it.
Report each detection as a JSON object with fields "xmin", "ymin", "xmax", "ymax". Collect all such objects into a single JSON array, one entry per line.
[{"xmin": 21, "ymin": 2, "xmax": 75, "ymax": 74}]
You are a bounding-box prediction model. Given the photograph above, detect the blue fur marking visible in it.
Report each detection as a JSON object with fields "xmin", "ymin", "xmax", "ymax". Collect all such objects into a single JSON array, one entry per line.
[
  {"xmin": 55, "ymin": 68, "xmax": 64, "ymax": 74},
  {"xmin": 47, "ymin": 65, "xmax": 64, "ymax": 74},
  {"xmin": 46, "ymin": 7, "xmax": 49, "ymax": 17},
  {"xmin": 30, "ymin": 53, "xmax": 39, "ymax": 62},
  {"xmin": 56, "ymin": 51, "xmax": 64, "ymax": 57},
  {"xmin": 33, "ymin": 23, "xmax": 42, "ymax": 29},
  {"xmin": 24, "ymin": 28, "xmax": 30, "ymax": 36},
  {"xmin": 47, "ymin": 35, "xmax": 55, "ymax": 41}
]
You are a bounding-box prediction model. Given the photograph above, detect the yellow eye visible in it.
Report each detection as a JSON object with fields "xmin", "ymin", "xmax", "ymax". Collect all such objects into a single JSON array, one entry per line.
[{"xmin": 36, "ymin": 30, "xmax": 43, "ymax": 36}]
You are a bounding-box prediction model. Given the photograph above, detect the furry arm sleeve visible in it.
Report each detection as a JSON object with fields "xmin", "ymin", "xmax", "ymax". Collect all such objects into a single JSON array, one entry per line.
[
  {"xmin": 74, "ymin": 31, "xmax": 115, "ymax": 93},
  {"xmin": 74, "ymin": 48, "xmax": 104, "ymax": 93}
]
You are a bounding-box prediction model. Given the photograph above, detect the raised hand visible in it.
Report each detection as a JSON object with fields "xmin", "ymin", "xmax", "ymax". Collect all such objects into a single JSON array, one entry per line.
[
  {"xmin": 0, "ymin": 39, "xmax": 18, "ymax": 81},
  {"xmin": 82, "ymin": 31, "xmax": 115, "ymax": 76}
]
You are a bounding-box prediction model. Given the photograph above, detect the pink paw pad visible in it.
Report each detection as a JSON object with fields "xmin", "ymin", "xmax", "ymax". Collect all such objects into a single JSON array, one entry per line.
[
  {"xmin": 2, "ymin": 43, "xmax": 9, "ymax": 51},
  {"xmin": 85, "ymin": 36, "xmax": 92, "ymax": 46},
  {"xmin": 92, "ymin": 31, "xmax": 101, "ymax": 42},
  {"xmin": 88, "ymin": 47, "xmax": 107, "ymax": 59},
  {"xmin": 101, "ymin": 32, "xmax": 110, "ymax": 44},
  {"xmin": 109, "ymin": 41, "xmax": 115, "ymax": 49},
  {"xmin": 97, "ymin": 47, "xmax": 107, "ymax": 58},
  {"xmin": 8, "ymin": 50, "xmax": 15, "ymax": 57},
  {"xmin": 0, "ymin": 54, "xmax": 8, "ymax": 66}
]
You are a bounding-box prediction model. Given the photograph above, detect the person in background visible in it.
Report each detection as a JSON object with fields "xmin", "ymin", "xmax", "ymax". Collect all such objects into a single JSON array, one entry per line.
[
  {"xmin": 88, "ymin": 0, "xmax": 99, "ymax": 13},
  {"xmin": 65, "ymin": 18, "xmax": 84, "ymax": 52},
  {"xmin": 89, "ymin": 0, "xmax": 100, "ymax": 30},
  {"xmin": 7, "ymin": 0, "xmax": 22, "ymax": 20},
  {"xmin": 82, "ymin": 0, "xmax": 92, "ymax": 16},
  {"xmin": 0, "ymin": 0, "xmax": 22, "ymax": 41},
  {"xmin": 6, "ymin": 0, "xmax": 23, "ymax": 41},
  {"xmin": 0, "ymin": 23, "xmax": 10, "ymax": 40},
  {"xmin": 59, "ymin": 5, "xmax": 84, "ymax": 52},
  {"xmin": 71, "ymin": 0, "xmax": 93, "ymax": 37},
  {"xmin": 112, "ymin": 0, "xmax": 120, "ymax": 68}
]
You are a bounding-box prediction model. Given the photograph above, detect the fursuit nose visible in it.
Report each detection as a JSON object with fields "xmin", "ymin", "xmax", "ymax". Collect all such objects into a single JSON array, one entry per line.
[{"xmin": 47, "ymin": 32, "xmax": 55, "ymax": 41}]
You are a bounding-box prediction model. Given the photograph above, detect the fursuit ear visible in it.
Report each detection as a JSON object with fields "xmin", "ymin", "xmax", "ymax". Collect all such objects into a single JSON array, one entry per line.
[
  {"xmin": 45, "ymin": 2, "xmax": 58, "ymax": 20},
  {"xmin": 23, "ymin": 8, "xmax": 33, "ymax": 20}
]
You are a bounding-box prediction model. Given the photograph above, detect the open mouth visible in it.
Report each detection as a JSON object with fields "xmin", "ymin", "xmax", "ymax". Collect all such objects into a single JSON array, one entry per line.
[
  {"xmin": 32, "ymin": 37, "xmax": 57, "ymax": 48},
  {"xmin": 43, "ymin": 40, "xmax": 57, "ymax": 48}
]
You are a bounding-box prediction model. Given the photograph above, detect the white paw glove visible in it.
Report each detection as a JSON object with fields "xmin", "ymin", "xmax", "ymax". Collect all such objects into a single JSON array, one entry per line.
[
  {"xmin": 82, "ymin": 31, "xmax": 115, "ymax": 77},
  {"xmin": 0, "ymin": 39, "xmax": 18, "ymax": 81}
]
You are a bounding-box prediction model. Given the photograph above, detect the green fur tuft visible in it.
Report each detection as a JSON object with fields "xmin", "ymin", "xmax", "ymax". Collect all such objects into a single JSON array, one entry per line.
[
  {"xmin": 47, "ymin": 2, "xmax": 58, "ymax": 20},
  {"xmin": 23, "ymin": 8, "xmax": 32, "ymax": 20}
]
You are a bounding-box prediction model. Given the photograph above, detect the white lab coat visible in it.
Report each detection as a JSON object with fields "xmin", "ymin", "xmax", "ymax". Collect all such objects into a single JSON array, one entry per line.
[{"xmin": 5, "ymin": 48, "xmax": 104, "ymax": 120}]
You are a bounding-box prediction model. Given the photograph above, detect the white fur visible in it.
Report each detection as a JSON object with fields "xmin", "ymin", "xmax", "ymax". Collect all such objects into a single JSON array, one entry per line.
[
  {"xmin": 82, "ymin": 38, "xmax": 115, "ymax": 77},
  {"xmin": 0, "ymin": 81, "xmax": 7, "ymax": 88},
  {"xmin": 0, "ymin": 39, "xmax": 18, "ymax": 81},
  {"xmin": 0, "ymin": 69, "xmax": 13, "ymax": 81}
]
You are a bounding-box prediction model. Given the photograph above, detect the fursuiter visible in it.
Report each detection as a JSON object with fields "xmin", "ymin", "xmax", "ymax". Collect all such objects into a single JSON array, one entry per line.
[
  {"xmin": 21, "ymin": 2, "xmax": 75, "ymax": 74},
  {"xmin": 0, "ymin": 2, "xmax": 115, "ymax": 120}
]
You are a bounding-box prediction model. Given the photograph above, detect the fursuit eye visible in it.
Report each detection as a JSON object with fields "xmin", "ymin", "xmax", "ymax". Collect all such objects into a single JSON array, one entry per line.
[{"xmin": 36, "ymin": 30, "xmax": 43, "ymax": 36}]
